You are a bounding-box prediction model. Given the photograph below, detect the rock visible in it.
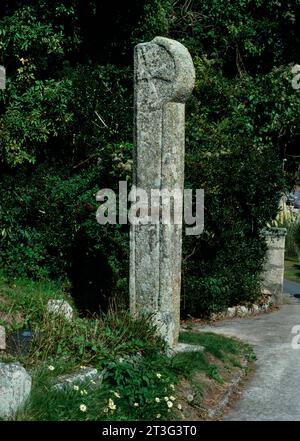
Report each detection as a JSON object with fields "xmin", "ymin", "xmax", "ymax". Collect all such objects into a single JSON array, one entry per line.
[
  {"xmin": 261, "ymin": 304, "xmax": 269, "ymax": 312},
  {"xmin": 252, "ymin": 304, "xmax": 260, "ymax": 314},
  {"xmin": 261, "ymin": 288, "xmax": 272, "ymax": 297},
  {"xmin": 236, "ymin": 306, "xmax": 248, "ymax": 317},
  {"xmin": 53, "ymin": 367, "xmax": 104, "ymax": 390},
  {"xmin": 0, "ymin": 326, "xmax": 5, "ymax": 350},
  {"xmin": 168, "ymin": 343, "xmax": 204, "ymax": 357},
  {"xmin": 227, "ymin": 307, "xmax": 236, "ymax": 318},
  {"xmin": 47, "ymin": 300, "xmax": 73, "ymax": 320},
  {"xmin": 0, "ymin": 362, "xmax": 31, "ymax": 420},
  {"xmin": 265, "ymin": 296, "xmax": 272, "ymax": 306}
]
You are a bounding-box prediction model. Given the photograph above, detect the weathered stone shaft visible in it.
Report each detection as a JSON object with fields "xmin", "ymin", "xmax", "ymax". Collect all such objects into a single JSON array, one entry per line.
[{"xmin": 130, "ymin": 37, "xmax": 195, "ymax": 348}]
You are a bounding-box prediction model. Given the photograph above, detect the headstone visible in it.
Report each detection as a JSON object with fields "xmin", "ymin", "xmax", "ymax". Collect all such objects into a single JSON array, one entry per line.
[
  {"xmin": 0, "ymin": 362, "xmax": 31, "ymax": 420},
  {"xmin": 0, "ymin": 65, "xmax": 6, "ymax": 90},
  {"xmin": 130, "ymin": 37, "xmax": 195, "ymax": 348}
]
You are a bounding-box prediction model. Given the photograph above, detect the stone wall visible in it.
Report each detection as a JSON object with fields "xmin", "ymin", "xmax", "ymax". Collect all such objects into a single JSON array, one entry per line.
[{"xmin": 261, "ymin": 227, "xmax": 287, "ymax": 305}]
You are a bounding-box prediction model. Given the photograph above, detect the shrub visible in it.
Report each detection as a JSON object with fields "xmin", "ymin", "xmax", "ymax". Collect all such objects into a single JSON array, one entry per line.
[{"xmin": 1, "ymin": 1, "xmax": 299, "ymax": 317}]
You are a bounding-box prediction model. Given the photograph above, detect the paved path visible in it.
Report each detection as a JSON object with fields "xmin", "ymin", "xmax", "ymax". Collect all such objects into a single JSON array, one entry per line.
[
  {"xmin": 196, "ymin": 280, "xmax": 300, "ymax": 421},
  {"xmin": 283, "ymin": 279, "xmax": 300, "ymax": 298}
]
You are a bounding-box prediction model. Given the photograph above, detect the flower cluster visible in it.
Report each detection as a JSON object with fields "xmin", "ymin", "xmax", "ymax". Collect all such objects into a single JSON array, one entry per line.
[
  {"xmin": 103, "ymin": 391, "xmax": 121, "ymax": 415},
  {"xmin": 152, "ymin": 373, "xmax": 180, "ymax": 418},
  {"xmin": 71, "ymin": 384, "xmax": 90, "ymax": 414}
]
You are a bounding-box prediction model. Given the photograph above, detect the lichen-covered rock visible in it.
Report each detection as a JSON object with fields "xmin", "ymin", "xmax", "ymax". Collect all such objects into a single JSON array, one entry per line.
[
  {"xmin": 0, "ymin": 362, "xmax": 31, "ymax": 420},
  {"xmin": 169, "ymin": 343, "xmax": 204, "ymax": 356},
  {"xmin": 236, "ymin": 306, "xmax": 249, "ymax": 317},
  {"xmin": 227, "ymin": 307, "xmax": 236, "ymax": 318},
  {"xmin": 261, "ymin": 304, "xmax": 269, "ymax": 312},
  {"xmin": 47, "ymin": 299, "xmax": 73, "ymax": 320},
  {"xmin": 53, "ymin": 367, "xmax": 104, "ymax": 390}
]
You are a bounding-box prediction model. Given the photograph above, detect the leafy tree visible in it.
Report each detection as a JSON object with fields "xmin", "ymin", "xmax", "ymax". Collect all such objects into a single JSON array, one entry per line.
[{"xmin": 0, "ymin": 0, "xmax": 299, "ymax": 316}]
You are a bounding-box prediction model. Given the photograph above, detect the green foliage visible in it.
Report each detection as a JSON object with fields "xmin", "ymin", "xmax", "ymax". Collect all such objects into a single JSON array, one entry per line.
[
  {"xmin": 1, "ymin": 1, "xmax": 300, "ymax": 316},
  {"xmin": 104, "ymin": 356, "xmax": 177, "ymax": 419},
  {"xmin": 0, "ymin": 275, "xmax": 251, "ymax": 421},
  {"xmin": 173, "ymin": 330, "xmax": 255, "ymax": 385},
  {"xmin": 1, "ymin": 78, "xmax": 74, "ymax": 166},
  {"xmin": 17, "ymin": 372, "xmax": 114, "ymax": 421},
  {"xmin": 0, "ymin": 271, "xmax": 69, "ymax": 331},
  {"xmin": 138, "ymin": 0, "xmax": 300, "ymax": 315},
  {"xmin": 173, "ymin": 330, "xmax": 249, "ymax": 381},
  {"xmin": 0, "ymin": 3, "xmax": 75, "ymax": 166},
  {"xmin": 16, "ymin": 360, "xmax": 176, "ymax": 421},
  {"xmin": 292, "ymin": 221, "xmax": 300, "ymax": 256},
  {"xmin": 284, "ymin": 257, "xmax": 300, "ymax": 283},
  {"xmin": 0, "ymin": 272, "xmax": 165, "ymax": 367}
]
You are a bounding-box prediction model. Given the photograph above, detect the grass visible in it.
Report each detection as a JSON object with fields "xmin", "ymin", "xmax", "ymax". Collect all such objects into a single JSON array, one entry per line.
[
  {"xmin": 284, "ymin": 257, "xmax": 300, "ymax": 284},
  {"xmin": 175, "ymin": 331, "xmax": 255, "ymax": 382},
  {"xmin": 0, "ymin": 272, "xmax": 254, "ymax": 421}
]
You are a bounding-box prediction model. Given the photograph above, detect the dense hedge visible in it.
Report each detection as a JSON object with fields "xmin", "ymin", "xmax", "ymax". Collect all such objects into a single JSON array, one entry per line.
[{"xmin": 0, "ymin": 1, "xmax": 299, "ymax": 316}]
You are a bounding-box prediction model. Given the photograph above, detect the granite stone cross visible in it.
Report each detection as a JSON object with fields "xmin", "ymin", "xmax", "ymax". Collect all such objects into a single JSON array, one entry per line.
[{"xmin": 130, "ymin": 37, "xmax": 195, "ymax": 349}]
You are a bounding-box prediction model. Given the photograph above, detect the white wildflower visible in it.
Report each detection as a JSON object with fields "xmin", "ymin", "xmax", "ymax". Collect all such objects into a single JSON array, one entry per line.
[
  {"xmin": 80, "ymin": 389, "xmax": 88, "ymax": 396},
  {"xmin": 108, "ymin": 399, "xmax": 116, "ymax": 411}
]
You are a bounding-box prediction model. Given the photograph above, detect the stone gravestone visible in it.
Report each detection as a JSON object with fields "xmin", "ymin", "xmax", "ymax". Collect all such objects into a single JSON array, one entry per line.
[
  {"xmin": 130, "ymin": 37, "xmax": 195, "ymax": 349},
  {"xmin": 0, "ymin": 65, "xmax": 6, "ymax": 90}
]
